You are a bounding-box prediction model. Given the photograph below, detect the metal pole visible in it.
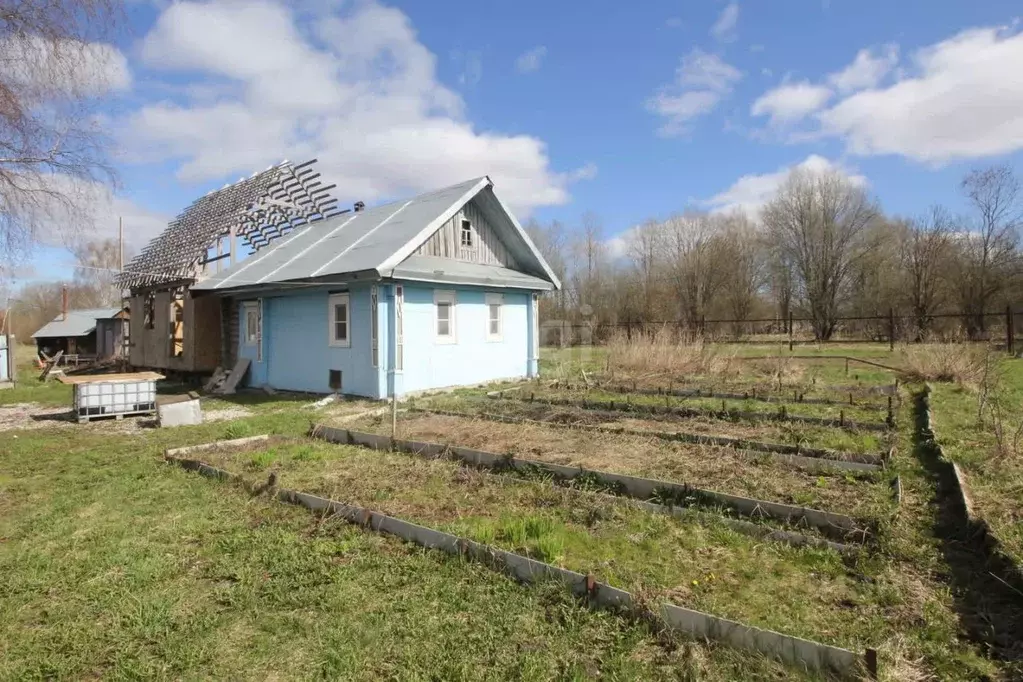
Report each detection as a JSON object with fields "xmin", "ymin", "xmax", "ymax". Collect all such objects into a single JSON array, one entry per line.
[
  {"xmin": 788, "ymin": 312, "xmax": 794, "ymax": 351},
  {"xmin": 391, "ymin": 395, "xmax": 398, "ymax": 438},
  {"xmin": 1006, "ymin": 305, "xmax": 1014, "ymax": 356},
  {"xmin": 888, "ymin": 307, "xmax": 895, "ymax": 352}
]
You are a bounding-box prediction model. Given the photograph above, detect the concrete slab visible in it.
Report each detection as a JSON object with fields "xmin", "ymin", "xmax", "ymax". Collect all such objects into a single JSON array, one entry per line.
[{"xmin": 158, "ymin": 398, "xmax": 203, "ymax": 427}]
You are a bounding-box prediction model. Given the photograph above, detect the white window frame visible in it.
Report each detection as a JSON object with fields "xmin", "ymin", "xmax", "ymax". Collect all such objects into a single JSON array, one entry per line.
[
  {"xmin": 370, "ymin": 286, "xmax": 379, "ymax": 368},
  {"xmin": 531, "ymin": 293, "xmax": 539, "ymax": 358},
  {"xmin": 328, "ymin": 293, "xmax": 351, "ymax": 348},
  {"xmin": 243, "ymin": 301, "xmax": 259, "ymax": 346},
  {"xmin": 434, "ymin": 289, "xmax": 456, "ymax": 344},
  {"xmin": 242, "ymin": 300, "xmax": 262, "ymax": 362},
  {"xmin": 485, "ymin": 293, "xmax": 503, "ymax": 341},
  {"xmin": 395, "ymin": 285, "xmax": 404, "ymax": 371},
  {"xmin": 460, "ymin": 219, "xmax": 473, "ymax": 248}
]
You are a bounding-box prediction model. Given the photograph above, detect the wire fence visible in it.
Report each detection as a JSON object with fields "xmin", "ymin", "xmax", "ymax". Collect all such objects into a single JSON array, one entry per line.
[{"xmin": 539, "ymin": 307, "xmax": 1020, "ymax": 353}]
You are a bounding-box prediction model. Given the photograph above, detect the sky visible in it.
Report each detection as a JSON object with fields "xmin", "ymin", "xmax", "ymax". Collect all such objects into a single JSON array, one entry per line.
[{"xmin": 12, "ymin": 0, "xmax": 1023, "ymax": 284}]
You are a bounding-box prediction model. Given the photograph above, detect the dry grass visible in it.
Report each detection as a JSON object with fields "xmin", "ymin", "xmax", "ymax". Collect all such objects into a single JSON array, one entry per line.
[
  {"xmin": 900, "ymin": 343, "xmax": 988, "ymax": 386},
  {"xmin": 355, "ymin": 411, "xmax": 892, "ymax": 520},
  {"xmin": 605, "ymin": 328, "xmax": 736, "ymax": 380}
]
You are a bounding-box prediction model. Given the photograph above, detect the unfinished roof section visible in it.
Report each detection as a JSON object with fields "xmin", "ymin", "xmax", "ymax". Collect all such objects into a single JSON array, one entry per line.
[
  {"xmin": 31, "ymin": 308, "xmax": 123, "ymax": 339},
  {"xmin": 191, "ymin": 176, "xmax": 561, "ymax": 293},
  {"xmin": 117, "ymin": 159, "xmax": 342, "ymax": 290}
]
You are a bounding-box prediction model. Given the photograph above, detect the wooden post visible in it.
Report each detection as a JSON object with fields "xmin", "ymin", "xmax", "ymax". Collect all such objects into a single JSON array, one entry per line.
[
  {"xmin": 788, "ymin": 312, "xmax": 794, "ymax": 351},
  {"xmin": 1006, "ymin": 305, "xmax": 1015, "ymax": 356},
  {"xmin": 844, "ymin": 357, "xmax": 849, "ymax": 376},
  {"xmin": 888, "ymin": 307, "xmax": 895, "ymax": 351}
]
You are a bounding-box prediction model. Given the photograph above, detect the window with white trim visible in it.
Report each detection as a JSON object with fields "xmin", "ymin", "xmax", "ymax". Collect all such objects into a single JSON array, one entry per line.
[
  {"xmin": 434, "ymin": 289, "xmax": 456, "ymax": 343},
  {"xmin": 395, "ymin": 285, "xmax": 404, "ymax": 370},
  {"xmin": 243, "ymin": 302, "xmax": 259, "ymax": 345},
  {"xmin": 243, "ymin": 300, "xmax": 262, "ymax": 362},
  {"xmin": 370, "ymin": 286, "xmax": 379, "ymax": 367},
  {"xmin": 485, "ymin": 293, "xmax": 503, "ymax": 341},
  {"xmin": 460, "ymin": 219, "xmax": 473, "ymax": 248},
  {"xmin": 328, "ymin": 293, "xmax": 350, "ymax": 347}
]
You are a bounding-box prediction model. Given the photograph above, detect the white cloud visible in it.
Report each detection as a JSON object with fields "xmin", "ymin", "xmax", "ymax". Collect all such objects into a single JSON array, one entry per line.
[
  {"xmin": 711, "ymin": 2, "xmax": 739, "ymax": 42},
  {"xmin": 123, "ymin": 0, "xmax": 590, "ymax": 216},
  {"xmin": 665, "ymin": 17, "xmax": 684, "ymax": 29},
  {"xmin": 751, "ymin": 81, "xmax": 832, "ymax": 126},
  {"xmin": 452, "ymin": 49, "xmax": 483, "ymax": 87},
  {"xmin": 818, "ymin": 26, "xmax": 1023, "ymax": 162},
  {"xmin": 23, "ymin": 175, "xmax": 168, "ymax": 252},
  {"xmin": 701, "ymin": 155, "xmax": 866, "ymax": 216},
  {"xmin": 515, "ymin": 46, "xmax": 547, "ymax": 73},
  {"xmin": 646, "ymin": 49, "xmax": 741, "ymax": 136},
  {"xmin": 827, "ymin": 45, "xmax": 898, "ymax": 93},
  {"xmin": 0, "ymin": 37, "xmax": 130, "ymax": 95}
]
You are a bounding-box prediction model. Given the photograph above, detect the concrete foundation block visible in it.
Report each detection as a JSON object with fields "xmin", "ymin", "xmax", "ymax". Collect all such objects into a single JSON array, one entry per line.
[{"xmin": 158, "ymin": 398, "xmax": 203, "ymax": 427}]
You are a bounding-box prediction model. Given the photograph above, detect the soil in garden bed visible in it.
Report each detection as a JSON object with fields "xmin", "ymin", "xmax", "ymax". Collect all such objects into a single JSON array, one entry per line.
[
  {"xmin": 426, "ymin": 395, "xmax": 890, "ymax": 457},
  {"xmin": 354, "ymin": 411, "xmax": 893, "ymax": 522}
]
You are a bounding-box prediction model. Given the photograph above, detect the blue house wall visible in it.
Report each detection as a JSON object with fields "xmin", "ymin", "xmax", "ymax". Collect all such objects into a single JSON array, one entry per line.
[
  {"xmin": 398, "ymin": 284, "xmax": 531, "ymax": 394},
  {"xmin": 236, "ymin": 284, "xmax": 383, "ymax": 398},
  {"xmin": 234, "ymin": 280, "xmax": 537, "ymax": 398}
]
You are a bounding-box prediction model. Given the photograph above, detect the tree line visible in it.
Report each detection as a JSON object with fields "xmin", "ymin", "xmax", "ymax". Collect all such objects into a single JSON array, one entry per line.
[{"xmin": 525, "ymin": 164, "xmax": 1022, "ymax": 343}]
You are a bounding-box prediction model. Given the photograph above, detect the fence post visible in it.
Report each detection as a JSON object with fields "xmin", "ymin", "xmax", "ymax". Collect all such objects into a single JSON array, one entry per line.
[
  {"xmin": 1007, "ymin": 305, "xmax": 1015, "ymax": 356},
  {"xmin": 888, "ymin": 307, "xmax": 895, "ymax": 352},
  {"xmin": 788, "ymin": 313, "xmax": 794, "ymax": 351}
]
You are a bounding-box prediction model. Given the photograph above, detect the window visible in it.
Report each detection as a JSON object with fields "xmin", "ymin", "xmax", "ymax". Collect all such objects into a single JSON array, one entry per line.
[
  {"xmin": 328, "ymin": 293, "xmax": 350, "ymax": 347},
  {"xmin": 531, "ymin": 293, "xmax": 539, "ymax": 358},
  {"xmin": 395, "ymin": 285, "xmax": 404, "ymax": 370},
  {"xmin": 243, "ymin": 300, "xmax": 262, "ymax": 362},
  {"xmin": 486, "ymin": 293, "xmax": 503, "ymax": 341},
  {"xmin": 370, "ymin": 286, "xmax": 379, "ymax": 368},
  {"xmin": 434, "ymin": 289, "xmax": 456, "ymax": 343},
  {"xmin": 460, "ymin": 219, "xmax": 473, "ymax": 248},
  {"xmin": 243, "ymin": 302, "xmax": 259, "ymax": 345}
]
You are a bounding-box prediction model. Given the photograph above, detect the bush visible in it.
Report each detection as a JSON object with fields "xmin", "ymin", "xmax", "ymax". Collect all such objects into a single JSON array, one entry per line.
[{"xmin": 901, "ymin": 343, "xmax": 987, "ymax": 386}]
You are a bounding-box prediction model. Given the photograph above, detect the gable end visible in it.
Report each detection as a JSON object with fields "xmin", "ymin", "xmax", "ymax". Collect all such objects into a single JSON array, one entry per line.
[{"xmin": 413, "ymin": 199, "xmax": 519, "ymax": 268}]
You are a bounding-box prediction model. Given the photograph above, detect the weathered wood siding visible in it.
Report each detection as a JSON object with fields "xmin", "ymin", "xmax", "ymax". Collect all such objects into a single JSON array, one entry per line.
[
  {"xmin": 128, "ymin": 289, "xmax": 221, "ymax": 372},
  {"xmin": 414, "ymin": 200, "xmax": 518, "ymax": 267}
]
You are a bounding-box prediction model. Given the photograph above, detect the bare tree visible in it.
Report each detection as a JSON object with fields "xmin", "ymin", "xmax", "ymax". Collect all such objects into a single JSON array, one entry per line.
[
  {"xmin": 951, "ymin": 165, "xmax": 1021, "ymax": 337},
  {"xmin": 627, "ymin": 219, "xmax": 663, "ymax": 325},
  {"xmin": 72, "ymin": 237, "xmax": 127, "ymax": 306},
  {"xmin": 762, "ymin": 168, "xmax": 878, "ymax": 340},
  {"xmin": 898, "ymin": 208, "xmax": 953, "ymax": 340},
  {"xmin": 718, "ymin": 212, "xmax": 765, "ymax": 335},
  {"xmin": 0, "ymin": 0, "xmax": 122, "ymax": 258},
  {"xmin": 662, "ymin": 212, "xmax": 726, "ymax": 332}
]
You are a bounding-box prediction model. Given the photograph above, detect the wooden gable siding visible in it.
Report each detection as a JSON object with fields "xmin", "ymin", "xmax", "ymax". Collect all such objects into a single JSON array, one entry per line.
[{"xmin": 413, "ymin": 200, "xmax": 518, "ymax": 267}]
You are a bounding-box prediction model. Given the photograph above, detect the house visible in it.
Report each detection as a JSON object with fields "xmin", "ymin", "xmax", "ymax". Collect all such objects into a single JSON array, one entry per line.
[
  {"xmin": 190, "ymin": 176, "xmax": 559, "ymax": 398},
  {"xmin": 118, "ymin": 160, "xmax": 342, "ymax": 374},
  {"xmin": 31, "ymin": 307, "xmax": 128, "ymax": 360}
]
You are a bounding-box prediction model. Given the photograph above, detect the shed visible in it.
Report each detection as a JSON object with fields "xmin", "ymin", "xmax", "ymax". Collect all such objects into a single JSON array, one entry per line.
[
  {"xmin": 191, "ymin": 176, "xmax": 560, "ymax": 398},
  {"xmin": 31, "ymin": 308, "xmax": 128, "ymax": 360}
]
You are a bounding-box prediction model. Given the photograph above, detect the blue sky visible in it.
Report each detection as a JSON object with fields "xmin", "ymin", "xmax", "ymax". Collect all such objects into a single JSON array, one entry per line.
[{"xmin": 15, "ymin": 0, "xmax": 1023, "ymax": 283}]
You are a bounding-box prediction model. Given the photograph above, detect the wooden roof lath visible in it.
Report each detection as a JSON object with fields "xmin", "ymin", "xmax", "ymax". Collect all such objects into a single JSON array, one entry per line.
[{"xmin": 117, "ymin": 159, "xmax": 343, "ymax": 290}]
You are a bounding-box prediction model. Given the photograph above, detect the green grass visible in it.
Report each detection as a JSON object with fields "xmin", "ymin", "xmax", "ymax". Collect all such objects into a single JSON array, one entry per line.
[
  {"xmin": 198, "ymin": 439, "xmax": 967, "ymax": 662},
  {"xmin": 1, "ymin": 422, "xmax": 815, "ymax": 681},
  {"xmin": 928, "ymin": 358, "xmax": 1023, "ymax": 565}
]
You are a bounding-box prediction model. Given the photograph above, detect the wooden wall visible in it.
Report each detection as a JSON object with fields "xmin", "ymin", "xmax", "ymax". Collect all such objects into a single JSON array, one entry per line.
[
  {"xmin": 414, "ymin": 199, "xmax": 518, "ymax": 267},
  {"xmin": 128, "ymin": 288, "xmax": 221, "ymax": 372}
]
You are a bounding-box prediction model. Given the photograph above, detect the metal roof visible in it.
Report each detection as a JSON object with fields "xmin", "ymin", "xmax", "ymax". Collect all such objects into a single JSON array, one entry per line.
[
  {"xmin": 191, "ymin": 177, "xmax": 560, "ymax": 292},
  {"xmin": 31, "ymin": 308, "xmax": 122, "ymax": 339}
]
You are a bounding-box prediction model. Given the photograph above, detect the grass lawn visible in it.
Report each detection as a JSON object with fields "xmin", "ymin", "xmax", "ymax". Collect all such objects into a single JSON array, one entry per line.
[
  {"xmin": 928, "ymin": 357, "xmax": 1023, "ymax": 565},
  {"xmin": 1, "ymin": 418, "xmax": 817, "ymax": 681},
  {"xmin": 1, "ymin": 341, "xmax": 1019, "ymax": 679}
]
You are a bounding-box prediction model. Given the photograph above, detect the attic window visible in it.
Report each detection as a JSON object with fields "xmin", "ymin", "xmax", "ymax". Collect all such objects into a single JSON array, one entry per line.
[{"xmin": 460, "ymin": 219, "xmax": 473, "ymax": 248}]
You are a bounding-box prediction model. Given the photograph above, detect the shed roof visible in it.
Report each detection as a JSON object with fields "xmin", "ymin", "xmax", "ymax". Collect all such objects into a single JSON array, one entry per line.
[
  {"xmin": 191, "ymin": 177, "xmax": 560, "ymax": 293},
  {"xmin": 31, "ymin": 308, "xmax": 122, "ymax": 339}
]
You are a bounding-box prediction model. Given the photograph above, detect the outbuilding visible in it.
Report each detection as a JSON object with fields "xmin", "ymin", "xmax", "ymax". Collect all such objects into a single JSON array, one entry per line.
[
  {"xmin": 191, "ymin": 176, "xmax": 559, "ymax": 398},
  {"xmin": 31, "ymin": 307, "xmax": 128, "ymax": 361}
]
